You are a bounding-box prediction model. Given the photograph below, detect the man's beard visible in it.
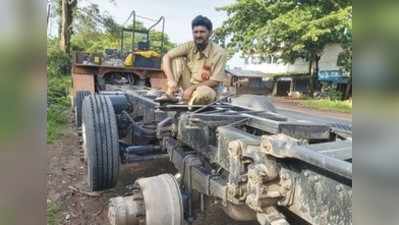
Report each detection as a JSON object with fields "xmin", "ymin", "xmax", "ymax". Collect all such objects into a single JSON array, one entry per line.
[{"xmin": 195, "ymin": 40, "xmax": 208, "ymax": 51}]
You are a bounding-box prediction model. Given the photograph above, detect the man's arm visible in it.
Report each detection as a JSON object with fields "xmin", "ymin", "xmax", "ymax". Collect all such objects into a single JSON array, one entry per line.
[
  {"xmin": 162, "ymin": 54, "xmax": 178, "ymax": 91},
  {"xmin": 162, "ymin": 42, "xmax": 192, "ymax": 94}
]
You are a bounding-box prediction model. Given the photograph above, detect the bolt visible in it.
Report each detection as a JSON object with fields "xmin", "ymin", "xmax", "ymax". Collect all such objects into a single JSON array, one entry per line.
[{"xmin": 312, "ymin": 175, "xmax": 319, "ymax": 182}]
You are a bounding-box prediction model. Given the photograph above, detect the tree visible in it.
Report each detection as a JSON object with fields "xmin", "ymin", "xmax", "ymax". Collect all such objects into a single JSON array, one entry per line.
[
  {"xmin": 59, "ymin": 0, "xmax": 77, "ymax": 54},
  {"xmin": 216, "ymin": 0, "xmax": 352, "ymax": 96},
  {"xmin": 338, "ymin": 42, "xmax": 352, "ymax": 99},
  {"xmin": 71, "ymin": 4, "xmax": 175, "ymax": 53},
  {"xmin": 337, "ymin": 8, "xmax": 352, "ymax": 99}
]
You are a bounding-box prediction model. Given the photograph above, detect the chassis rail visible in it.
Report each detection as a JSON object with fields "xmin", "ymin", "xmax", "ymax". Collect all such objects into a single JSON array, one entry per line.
[{"xmin": 83, "ymin": 88, "xmax": 352, "ymax": 225}]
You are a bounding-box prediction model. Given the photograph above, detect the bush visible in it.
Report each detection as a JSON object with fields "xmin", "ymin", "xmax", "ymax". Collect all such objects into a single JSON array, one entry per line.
[
  {"xmin": 48, "ymin": 39, "xmax": 71, "ymax": 76},
  {"xmin": 47, "ymin": 38, "xmax": 71, "ymax": 143},
  {"xmin": 47, "ymin": 104, "xmax": 69, "ymax": 143},
  {"xmin": 48, "ymin": 76, "xmax": 70, "ymax": 107},
  {"xmin": 319, "ymin": 86, "xmax": 343, "ymax": 101}
]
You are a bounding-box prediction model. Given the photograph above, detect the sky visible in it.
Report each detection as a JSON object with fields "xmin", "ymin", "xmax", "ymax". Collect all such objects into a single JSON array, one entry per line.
[
  {"xmin": 80, "ymin": 0, "xmax": 234, "ymax": 44},
  {"xmin": 47, "ymin": 0, "xmax": 246, "ymax": 67}
]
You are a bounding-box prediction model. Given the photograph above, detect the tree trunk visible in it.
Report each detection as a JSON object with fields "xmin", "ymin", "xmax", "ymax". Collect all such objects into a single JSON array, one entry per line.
[
  {"xmin": 309, "ymin": 55, "xmax": 320, "ymax": 97},
  {"xmin": 343, "ymin": 75, "xmax": 352, "ymax": 100},
  {"xmin": 308, "ymin": 59, "xmax": 313, "ymax": 97},
  {"xmin": 57, "ymin": 0, "xmax": 62, "ymax": 39},
  {"xmin": 59, "ymin": 0, "xmax": 77, "ymax": 54},
  {"xmin": 314, "ymin": 55, "xmax": 320, "ymax": 92}
]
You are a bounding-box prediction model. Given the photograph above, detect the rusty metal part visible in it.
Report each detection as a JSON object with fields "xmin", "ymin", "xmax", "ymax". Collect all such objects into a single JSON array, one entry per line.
[
  {"xmin": 222, "ymin": 203, "xmax": 257, "ymax": 221},
  {"xmin": 284, "ymin": 167, "xmax": 352, "ymax": 225},
  {"xmin": 108, "ymin": 174, "xmax": 183, "ymax": 225},
  {"xmin": 108, "ymin": 190, "xmax": 145, "ymax": 225},
  {"xmin": 225, "ymin": 139, "xmax": 291, "ymax": 225},
  {"xmin": 261, "ymin": 134, "xmax": 352, "ymax": 179},
  {"xmin": 257, "ymin": 207, "xmax": 290, "ymax": 225}
]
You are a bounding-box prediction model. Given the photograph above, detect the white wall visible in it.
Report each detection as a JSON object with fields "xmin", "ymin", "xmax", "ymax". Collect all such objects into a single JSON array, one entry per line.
[
  {"xmin": 319, "ymin": 44, "xmax": 344, "ymax": 71},
  {"xmin": 234, "ymin": 43, "xmax": 343, "ymax": 75}
]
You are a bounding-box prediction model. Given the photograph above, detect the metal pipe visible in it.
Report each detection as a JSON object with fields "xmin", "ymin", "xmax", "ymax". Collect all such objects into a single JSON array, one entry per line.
[
  {"xmin": 157, "ymin": 117, "xmax": 174, "ymax": 138},
  {"xmin": 161, "ymin": 17, "xmax": 165, "ymax": 55},
  {"xmin": 132, "ymin": 11, "xmax": 136, "ymax": 51},
  {"xmin": 125, "ymin": 145, "xmax": 161, "ymax": 155},
  {"xmin": 125, "ymin": 154, "xmax": 169, "ymax": 164},
  {"xmin": 122, "ymin": 111, "xmax": 156, "ymax": 136},
  {"xmin": 120, "ymin": 30, "xmax": 124, "ymax": 54},
  {"xmin": 292, "ymin": 144, "xmax": 352, "ymax": 179},
  {"xmin": 264, "ymin": 136, "xmax": 352, "ymax": 179}
]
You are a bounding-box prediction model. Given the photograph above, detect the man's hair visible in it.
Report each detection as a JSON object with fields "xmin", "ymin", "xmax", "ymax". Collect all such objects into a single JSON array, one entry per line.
[{"xmin": 192, "ymin": 15, "xmax": 213, "ymax": 31}]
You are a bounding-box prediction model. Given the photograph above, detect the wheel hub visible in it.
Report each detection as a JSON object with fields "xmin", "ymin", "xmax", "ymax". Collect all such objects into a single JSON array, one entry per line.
[{"xmin": 108, "ymin": 174, "xmax": 184, "ymax": 225}]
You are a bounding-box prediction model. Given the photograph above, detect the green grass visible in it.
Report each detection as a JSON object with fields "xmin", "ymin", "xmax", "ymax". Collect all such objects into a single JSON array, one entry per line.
[
  {"xmin": 300, "ymin": 99, "xmax": 352, "ymax": 113},
  {"xmin": 47, "ymin": 202, "xmax": 61, "ymax": 225}
]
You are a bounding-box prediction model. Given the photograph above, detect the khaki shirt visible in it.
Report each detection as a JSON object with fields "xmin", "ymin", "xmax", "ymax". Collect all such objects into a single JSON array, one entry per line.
[{"xmin": 167, "ymin": 41, "xmax": 228, "ymax": 85}]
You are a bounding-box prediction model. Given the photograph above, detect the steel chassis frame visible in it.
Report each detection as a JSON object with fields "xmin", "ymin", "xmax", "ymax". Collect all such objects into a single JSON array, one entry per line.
[{"xmin": 103, "ymin": 87, "xmax": 352, "ymax": 225}]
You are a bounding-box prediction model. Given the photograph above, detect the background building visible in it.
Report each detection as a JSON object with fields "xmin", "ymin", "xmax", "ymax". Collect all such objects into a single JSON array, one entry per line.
[{"xmin": 228, "ymin": 44, "xmax": 351, "ymax": 97}]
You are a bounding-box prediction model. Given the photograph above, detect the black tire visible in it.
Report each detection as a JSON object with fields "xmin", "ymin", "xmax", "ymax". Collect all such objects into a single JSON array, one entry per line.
[
  {"xmin": 74, "ymin": 91, "xmax": 91, "ymax": 127},
  {"xmin": 82, "ymin": 95, "xmax": 120, "ymax": 191}
]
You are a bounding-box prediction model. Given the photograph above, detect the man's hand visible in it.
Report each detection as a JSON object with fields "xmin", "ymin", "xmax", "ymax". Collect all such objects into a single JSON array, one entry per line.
[
  {"xmin": 201, "ymin": 64, "xmax": 212, "ymax": 81},
  {"xmin": 163, "ymin": 54, "xmax": 179, "ymax": 95},
  {"xmin": 183, "ymin": 86, "xmax": 197, "ymax": 101},
  {"xmin": 167, "ymin": 79, "xmax": 178, "ymax": 95}
]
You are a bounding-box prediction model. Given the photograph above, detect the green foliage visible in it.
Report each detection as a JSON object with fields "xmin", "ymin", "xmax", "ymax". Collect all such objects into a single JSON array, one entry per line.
[
  {"xmin": 337, "ymin": 43, "xmax": 352, "ymax": 76},
  {"xmin": 324, "ymin": 87, "xmax": 343, "ymax": 100},
  {"xmin": 72, "ymin": 32, "xmax": 120, "ymax": 53},
  {"xmin": 71, "ymin": 4, "xmax": 121, "ymax": 53},
  {"xmin": 48, "ymin": 38, "xmax": 71, "ymax": 143},
  {"xmin": 149, "ymin": 31, "xmax": 176, "ymax": 53},
  {"xmin": 216, "ymin": 0, "xmax": 352, "ymax": 64},
  {"xmin": 47, "ymin": 103, "xmax": 69, "ymax": 144},
  {"xmin": 71, "ymin": 4, "xmax": 175, "ymax": 53},
  {"xmin": 48, "ymin": 39, "xmax": 71, "ymax": 75}
]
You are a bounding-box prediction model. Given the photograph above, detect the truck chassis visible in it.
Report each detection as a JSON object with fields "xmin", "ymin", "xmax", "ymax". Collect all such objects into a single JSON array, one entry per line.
[{"xmin": 79, "ymin": 84, "xmax": 352, "ymax": 225}]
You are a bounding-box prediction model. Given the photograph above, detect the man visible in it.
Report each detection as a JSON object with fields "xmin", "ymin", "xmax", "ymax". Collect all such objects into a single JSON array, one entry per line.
[{"xmin": 162, "ymin": 15, "xmax": 228, "ymax": 105}]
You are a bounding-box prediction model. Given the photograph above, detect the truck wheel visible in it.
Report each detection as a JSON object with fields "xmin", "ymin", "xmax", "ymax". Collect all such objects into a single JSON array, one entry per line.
[
  {"xmin": 108, "ymin": 174, "xmax": 184, "ymax": 225},
  {"xmin": 74, "ymin": 91, "xmax": 91, "ymax": 127},
  {"xmin": 82, "ymin": 95, "xmax": 120, "ymax": 191}
]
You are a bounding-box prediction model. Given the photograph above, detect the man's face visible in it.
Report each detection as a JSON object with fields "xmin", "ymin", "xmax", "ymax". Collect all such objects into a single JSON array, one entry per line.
[{"xmin": 192, "ymin": 26, "xmax": 211, "ymax": 49}]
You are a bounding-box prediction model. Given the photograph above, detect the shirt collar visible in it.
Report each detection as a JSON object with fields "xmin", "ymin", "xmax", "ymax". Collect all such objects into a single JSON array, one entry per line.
[{"xmin": 194, "ymin": 42, "xmax": 212, "ymax": 58}]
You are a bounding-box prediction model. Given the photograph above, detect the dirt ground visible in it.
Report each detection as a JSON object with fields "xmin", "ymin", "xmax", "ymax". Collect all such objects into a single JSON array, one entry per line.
[{"xmin": 47, "ymin": 116, "xmax": 258, "ymax": 225}]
